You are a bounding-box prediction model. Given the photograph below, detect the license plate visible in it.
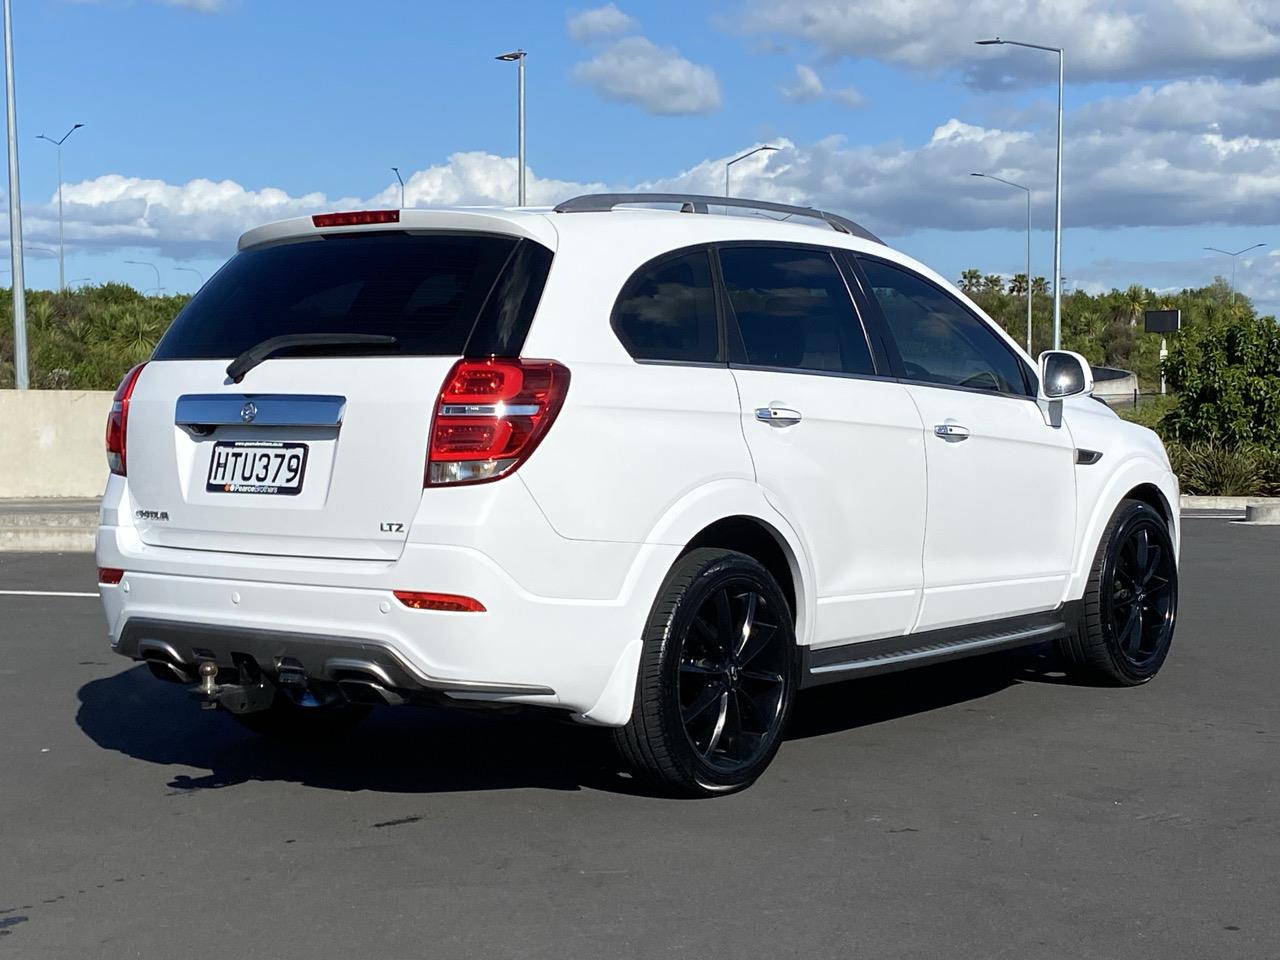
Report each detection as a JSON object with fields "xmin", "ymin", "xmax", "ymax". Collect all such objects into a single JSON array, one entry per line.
[{"xmin": 206, "ymin": 441, "xmax": 308, "ymax": 495}]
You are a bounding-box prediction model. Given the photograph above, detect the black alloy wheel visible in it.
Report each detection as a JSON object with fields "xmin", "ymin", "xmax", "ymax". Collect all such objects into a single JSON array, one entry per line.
[
  {"xmin": 614, "ymin": 548, "xmax": 798, "ymax": 796},
  {"xmin": 1105, "ymin": 515, "xmax": 1176, "ymax": 669},
  {"xmin": 1057, "ymin": 499, "xmax": 1178, "ymax": 685},
  {"xmin": 678, "ymin": 579, "xmax": 788, "ymax": 772}
]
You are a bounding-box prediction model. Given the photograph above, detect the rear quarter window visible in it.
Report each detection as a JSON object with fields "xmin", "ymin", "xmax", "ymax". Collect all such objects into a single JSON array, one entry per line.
[{"xmin": 152, "ymin": 233, "xmax": 551, "ymax": 360}]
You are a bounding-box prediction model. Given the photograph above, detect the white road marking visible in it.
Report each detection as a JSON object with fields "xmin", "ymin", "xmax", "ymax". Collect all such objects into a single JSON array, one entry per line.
[{"xmin": 0, "ymin": 589, "xmax": 99, "ymax": 598}]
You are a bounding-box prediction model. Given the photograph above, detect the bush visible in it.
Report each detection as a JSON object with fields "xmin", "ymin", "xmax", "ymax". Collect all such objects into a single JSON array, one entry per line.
[
  {"xmin": 1165, "ymin": 442, "xmax": 1280, "ymax": 497},
  {"xmin": 0, "ymin": 284, "xmax": 190, "ymax": 390},
  {"xmin": 1161, "ymin": 309, "xmax": 1280, "ymax": 447}
]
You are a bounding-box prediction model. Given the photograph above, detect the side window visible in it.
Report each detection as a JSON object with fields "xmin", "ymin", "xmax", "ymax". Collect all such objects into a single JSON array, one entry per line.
[
  {"xmin": 719, "ymin": 246, "xmax": 875, "ymax": 376},
  {"xmin": 612, "ymin": 249, "xmax": 719, "ymax": 363},
  {"xmin": 858, "ymin": 258, "xmax": 1030, "ymax": 395}
]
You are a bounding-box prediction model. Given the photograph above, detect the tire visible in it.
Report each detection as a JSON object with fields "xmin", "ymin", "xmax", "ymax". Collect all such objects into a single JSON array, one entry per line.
[
  {"xmin": 613, "ymin": 548, "xmax": 799, "ymax": 797},
  {"xmin": 232, "ymin": 692, "xmax": 371, "ymax": 741},
  {"xmin": 1057, "ymin": 499, "xmax": 1178, "ymax": 685}
]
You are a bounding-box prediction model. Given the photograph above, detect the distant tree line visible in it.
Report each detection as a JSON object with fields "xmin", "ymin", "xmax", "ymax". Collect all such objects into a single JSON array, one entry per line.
[{"xmin": 2, "ymin": 278, "xmax": 1277, "ymax": 494}]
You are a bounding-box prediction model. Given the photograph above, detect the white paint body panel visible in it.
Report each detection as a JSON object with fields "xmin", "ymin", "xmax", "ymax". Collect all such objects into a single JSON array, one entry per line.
[{"xmin": 99, "ymin": 204, "xmax": 1180, "ymax": 727}]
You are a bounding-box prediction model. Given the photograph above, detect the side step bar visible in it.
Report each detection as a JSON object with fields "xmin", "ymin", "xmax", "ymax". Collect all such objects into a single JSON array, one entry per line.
[{"xmin": 800, "ymin": 604, "xmax": 1078, "ymax": 688}]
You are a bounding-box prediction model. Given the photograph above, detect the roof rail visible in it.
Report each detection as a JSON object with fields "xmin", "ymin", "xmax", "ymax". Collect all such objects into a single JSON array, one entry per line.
[{"xmin": 553, "ymin": 193, "xmax": 883, "ymax": 244}]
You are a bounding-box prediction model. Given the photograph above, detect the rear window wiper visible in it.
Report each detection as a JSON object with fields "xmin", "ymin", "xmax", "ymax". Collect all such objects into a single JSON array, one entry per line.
[{"xmin": 226, "ymin": 333, "xmax": 398, "ymax": 382}]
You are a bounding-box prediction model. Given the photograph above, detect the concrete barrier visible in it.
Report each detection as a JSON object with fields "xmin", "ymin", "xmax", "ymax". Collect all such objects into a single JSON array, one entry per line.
[{"xmin": 1, "ymin": 390, "xmax": 112, "ymax": 499}]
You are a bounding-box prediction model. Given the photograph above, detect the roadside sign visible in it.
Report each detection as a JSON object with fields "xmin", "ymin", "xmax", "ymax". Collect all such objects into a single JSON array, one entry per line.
[{"xmin": 1144, "ymin": 309, "xmax": 1181, "ymax": 334}]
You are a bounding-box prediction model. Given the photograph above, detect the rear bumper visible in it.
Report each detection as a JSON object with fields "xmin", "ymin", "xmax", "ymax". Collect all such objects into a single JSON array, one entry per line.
[{"xmin": 96, "ymin": 477, "xmax": 681, "ymax": 726}]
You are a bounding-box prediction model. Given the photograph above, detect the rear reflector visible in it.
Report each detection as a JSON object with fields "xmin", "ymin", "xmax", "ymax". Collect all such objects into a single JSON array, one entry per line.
[
  {"xmin": 426, "ymin": 358, "xmax": 570, "ymax": 486},
  {"xmin": 105, "ymin": 362, "xmax": 148, "ymax": 476},
  {"xmin": 312, "ymin": 210, "xmax": 401, "ymax": 228},
  {"xmin": 98, "ymin": 568, "xmax": 124, "ymax": 585},
  {"xmin": 393, "ymin": 591, "xmax": 486, "ymax": 613}
]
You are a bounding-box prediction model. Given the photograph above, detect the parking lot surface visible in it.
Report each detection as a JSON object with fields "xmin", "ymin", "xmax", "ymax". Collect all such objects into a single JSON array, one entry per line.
[{"xmin": 1, "ymin": 520, "xmax": 1277, "ymax": 959}]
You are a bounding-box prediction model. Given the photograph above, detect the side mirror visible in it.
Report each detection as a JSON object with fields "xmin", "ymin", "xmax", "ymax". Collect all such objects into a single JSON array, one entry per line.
[{"xmin": 1037, "ymin": 350, "xmax": 1094, "ymax": 401}]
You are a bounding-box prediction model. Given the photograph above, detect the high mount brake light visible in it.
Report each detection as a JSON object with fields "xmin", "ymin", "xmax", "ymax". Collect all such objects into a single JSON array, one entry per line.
[
  {"xmin": 105, "ymin": 362, "xmax": 148, "ymax": 476},
  {"xmin": 311, "ymin": 210, "xmax": 401, "ymax": 228},
  {"xmin": 426, "ymin": 358, "xmax": 570, "ymax": 486}
]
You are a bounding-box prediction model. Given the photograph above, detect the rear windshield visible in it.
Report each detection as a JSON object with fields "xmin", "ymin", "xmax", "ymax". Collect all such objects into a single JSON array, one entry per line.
[{"xmin": 153, "ymin": 232, "xmax": 552, "ymax": 360}]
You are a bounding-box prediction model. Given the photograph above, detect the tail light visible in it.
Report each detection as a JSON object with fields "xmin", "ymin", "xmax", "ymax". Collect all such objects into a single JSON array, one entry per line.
[
  {"xmin": 98, "ymin": 568, "xmax": 124, "ymax": 585},
  {"xmin": 426, "ymin": 358, "xmax": 569, "ymax": 486},
  {"xmin": 105, "ymin": 362, "xmax": 148, "ymax": 476}
]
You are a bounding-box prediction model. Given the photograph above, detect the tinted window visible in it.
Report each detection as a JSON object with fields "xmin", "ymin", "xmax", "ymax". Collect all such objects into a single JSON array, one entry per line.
[
  {"xmin": 859, "ymin": 258, "xmax": 1029, "ymax": 395},
  {"xmin": 154, "ymin": 233, "xmax": 550, "ymax": 360},
  {"xmin": 719, "ymin": 246, "xmax": 874, "ymax": 376},
  {"xmin": 612, "ymin": 249, "xmax": 719, "ymax": 362}
]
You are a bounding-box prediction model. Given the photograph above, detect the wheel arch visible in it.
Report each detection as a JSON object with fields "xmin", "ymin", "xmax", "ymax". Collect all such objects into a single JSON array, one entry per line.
[
  {"xmin": 681, "ymin": 515, "xmax": 804, "ymax": 638},
  {"xmin": 1068, "ymin": 456, "xmax": 1180, "ymax": 602}
]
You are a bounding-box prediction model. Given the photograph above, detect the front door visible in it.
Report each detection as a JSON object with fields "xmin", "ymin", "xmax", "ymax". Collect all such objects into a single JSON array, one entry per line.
[{"xmin": 856, "ymin": 255, "xmax": 1077, "ymax": 631}]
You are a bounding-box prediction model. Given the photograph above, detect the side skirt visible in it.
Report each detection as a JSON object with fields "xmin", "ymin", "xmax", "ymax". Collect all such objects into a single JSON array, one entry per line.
[{"xmin": 799, "ymin": 602, "xmax": 1081, "ymax": 688}]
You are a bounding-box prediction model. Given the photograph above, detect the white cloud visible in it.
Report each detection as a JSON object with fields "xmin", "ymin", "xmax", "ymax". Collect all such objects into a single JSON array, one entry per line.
[
  {"xmin": 572, "ymin": 36, "xmax": 721, "ymax": 115},
  {"xmin": 736, "ymin": 0, "xmax": 1280, "ymax": 87},
  {"xmin": 830, "ymin": 86, "xmax": 866, "ymax": 108},
  {"xmin": 781, "ymin": 64, "xmax": 823, "ymax": 102},
  {"xmin": 17, "ymin": 81, "xmax": 1280, "ymax": 295},
  {"xmin": 567, "ymin": 3, "xmax": 637, "ymax": 41}
]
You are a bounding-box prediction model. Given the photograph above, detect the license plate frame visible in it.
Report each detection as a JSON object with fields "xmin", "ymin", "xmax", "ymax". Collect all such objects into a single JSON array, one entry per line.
[{"xmin": 206, "ymin": 441, "xmax": 309, "ymax": 496}]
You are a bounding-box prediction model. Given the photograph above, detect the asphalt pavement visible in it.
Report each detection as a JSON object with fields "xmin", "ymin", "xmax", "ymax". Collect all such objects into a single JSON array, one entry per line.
[{"xmin": 1, "ymin": 520, "xmax": 1277, "ymax": 959}]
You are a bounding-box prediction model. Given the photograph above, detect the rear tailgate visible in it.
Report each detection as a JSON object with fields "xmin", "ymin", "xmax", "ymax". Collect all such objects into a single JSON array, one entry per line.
[
  {"xmin": 121, "ymin": 225, "xmax": 553, "ymax": 561},
  {"xmin": 125, "ymin": 357, "xmax": 457, "ymax": 560}
]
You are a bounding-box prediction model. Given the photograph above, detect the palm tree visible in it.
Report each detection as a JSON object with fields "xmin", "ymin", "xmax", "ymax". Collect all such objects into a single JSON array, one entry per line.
[
  {"xmin": 982, "ymin": 274, "xmax": 1005, "ymax": 295},
  {"xmin": 1009, "ymin": 273, "xmax": 1028, "ymax": 297},
  {"xmin": 1031, "ymin": 276, "xmax": 1050, "ymax": 297},
  {"xmin": 959, "ymin": 269, "xmax": 982, "ymax": 294}
]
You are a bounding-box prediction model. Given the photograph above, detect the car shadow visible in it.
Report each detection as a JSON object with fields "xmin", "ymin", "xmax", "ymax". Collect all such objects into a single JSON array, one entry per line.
[
  {"xmin": 77, "ymin": 646, "xmax": 1064, "ymax": 796},
  {"xmin": 787, "ymin": 643, "xmax": 1061, "ymax": 740}
]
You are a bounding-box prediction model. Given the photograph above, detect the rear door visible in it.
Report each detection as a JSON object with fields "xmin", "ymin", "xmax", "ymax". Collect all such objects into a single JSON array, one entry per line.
[
  {"xmin": 124, "ymin": 232, "xmax": 551, "ymax": 560},
  {"xmin": 720, "ymin": 244, "xmax": 927, "ymax": 648},
  {"xmin": 854, "ymin": 255, "xmax": 1076, "ymax": 631}
]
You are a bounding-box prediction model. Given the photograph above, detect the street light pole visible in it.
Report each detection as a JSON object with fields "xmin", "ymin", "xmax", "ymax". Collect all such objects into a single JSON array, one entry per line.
[
  {"xmin": 976, "ymin": 37, "xmax": 1064, "ymax": 350},
  {"xmin": 391, "ymin": 166, "xmax": 405, "ymax": 209},
  {"xmin": 36, "ymin": 123, "xmax": 82, "ymax": 292},
  {"xmin": 495, "ymin": 50, "xmax": 526, "ymax": 205},
  {"xmin": 1204, "ymin": 244, "xmax": 1266, "ymax": 305},
  {"xmin": 971, "ymin": 172, "xmax": 1032, "ymax": 354},
  {"xmin": 3, "ymin": 0, "xmax": 28, "ymax": 389},
  {"xmin": 726, "ymin": 145, "xmax": 780, "ymax": 198},
  {"xmin": 124, "ymin": 259, "xmax": 162, "ymax": 294},
  {"xmin": 173, "ymin": 265, "xmax": 204, "ymax": 289}
]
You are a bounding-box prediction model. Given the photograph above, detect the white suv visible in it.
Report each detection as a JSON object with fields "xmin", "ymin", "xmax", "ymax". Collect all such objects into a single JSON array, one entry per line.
[{"xmin": 97, "ymin": 194, "xmax": 1180, "ymax": 795}]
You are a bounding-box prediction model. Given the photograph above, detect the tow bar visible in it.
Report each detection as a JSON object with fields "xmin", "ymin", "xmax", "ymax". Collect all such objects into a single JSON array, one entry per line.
[{"xmin": 191, "ymin": 660, "xmax": 275, "ymax": 714}]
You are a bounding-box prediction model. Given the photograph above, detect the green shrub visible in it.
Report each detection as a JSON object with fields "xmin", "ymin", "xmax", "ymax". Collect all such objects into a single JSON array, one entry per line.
[{"xmin": 1165, "ymin": 442, "xmax": 1274, "ymax": 497}]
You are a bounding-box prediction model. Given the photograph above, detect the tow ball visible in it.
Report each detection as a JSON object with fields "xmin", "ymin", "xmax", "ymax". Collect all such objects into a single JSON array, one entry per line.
[{"xmin": 190, "ymin": 660, "xmax": 275, "ymax": 714}]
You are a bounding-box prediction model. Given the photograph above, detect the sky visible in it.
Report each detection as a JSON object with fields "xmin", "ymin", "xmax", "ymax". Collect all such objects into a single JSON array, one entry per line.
[{"xmin": 4, "ymin": 0, "xmax": 1280, "ymax": 314}]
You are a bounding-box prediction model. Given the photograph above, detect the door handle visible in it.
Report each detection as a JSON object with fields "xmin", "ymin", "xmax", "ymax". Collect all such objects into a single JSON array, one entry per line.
[
  {"xmin": 933, "ymin": 422, "xmax": 970, "ymax": 442},
  {"xmin": 755, "ymin": 405, "xmax": 803, "ymax": 426}
]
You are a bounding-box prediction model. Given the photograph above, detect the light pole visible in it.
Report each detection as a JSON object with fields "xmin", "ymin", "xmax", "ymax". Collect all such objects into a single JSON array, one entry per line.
[
  {"xmin": 971, "ymin": 173, "xmax": 1033, "ymax": 355},
  {"xmin": 391, "ymin": 166, "xmax": 405, "ymax": 209},
  {"xmin": 726, "ymin": 145, "xmax": 779, "ymax": 198},
  {"xmin": 36, "ymin": 123, "xmax": 82, "ymax": 292},
  {"xmin": 495, "ymin": 50, "xmax": 526, "ymax": 206},
  {"xmin": 125, "ymin": 259, "xmax": 162, "ymax": 294},
  {"xmin": 4, "ymin": 0, "xmax": 29, "ymax": 389},
  {"xmin": 1204, "ymin": 244, "xmax": 1265, "ymax": 304},
  {"xmin": 977, "ymin": 37, "xmax": 1063, "ymax": 350},
  {"xmin": 67, "ymin": 276, "xmax": 89, "ymax": 288},
  {"xmin": 174, "ymin": 265, "xmax": 204, "ymax": 289}
]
